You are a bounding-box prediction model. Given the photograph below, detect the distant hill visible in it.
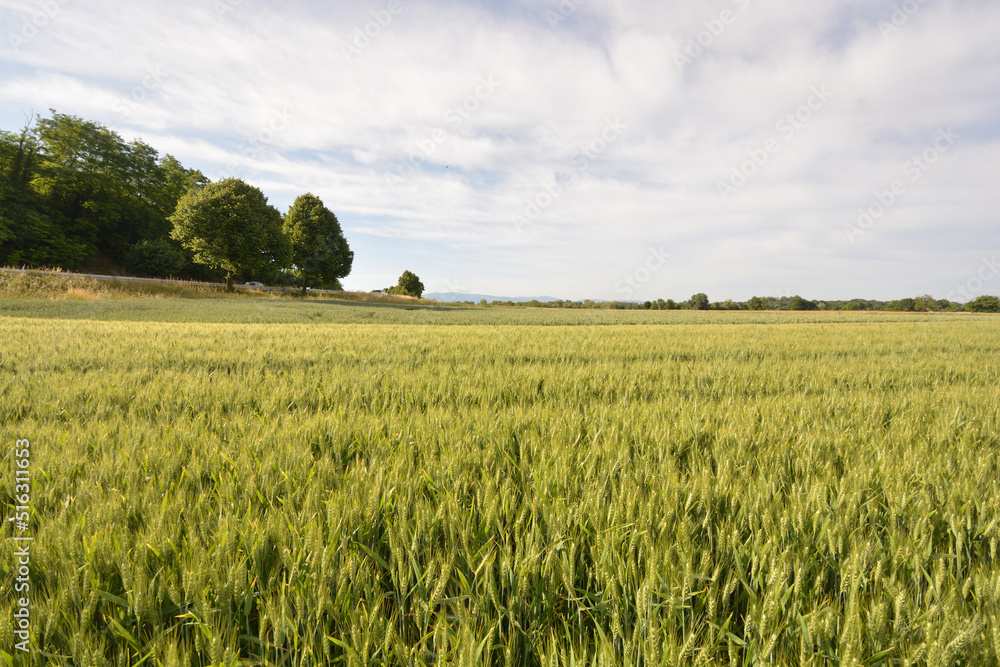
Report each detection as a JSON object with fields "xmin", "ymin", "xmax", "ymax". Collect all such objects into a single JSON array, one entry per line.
[{"xmin": 424, "ymin": 292, "xmax": 560, "ymax": 303}]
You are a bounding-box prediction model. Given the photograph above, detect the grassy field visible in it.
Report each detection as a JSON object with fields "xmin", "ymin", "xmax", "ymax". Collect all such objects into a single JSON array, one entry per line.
[{"xmin": 1, "ymin": 295, "xmax": 999, "ymax": 665}]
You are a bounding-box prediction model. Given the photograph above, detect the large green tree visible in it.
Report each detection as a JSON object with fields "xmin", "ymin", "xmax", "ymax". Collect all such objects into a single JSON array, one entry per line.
[
  {"xmin": 283, "ymin": 193, "xmax": 353, "ymax": 294},
  {"xmin": 169, "ymin": 178, "xmax": 291, "ymax": 289},
  {"xmin": 35, "ymin": 113, "xmax": 175, "ymax": 261},
  {"xmin": 0, "ymin": 122, "xmax": 88, "ymax": 267},
  {"xmin": 0, "ymin": 111, "xmax": 206, "ymax": 271}
]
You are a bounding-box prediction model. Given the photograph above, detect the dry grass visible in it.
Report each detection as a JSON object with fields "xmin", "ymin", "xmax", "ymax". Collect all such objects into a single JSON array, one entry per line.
[{"xmin": 0, "ymin": 270, "xmax": 431, "ymax": 307}]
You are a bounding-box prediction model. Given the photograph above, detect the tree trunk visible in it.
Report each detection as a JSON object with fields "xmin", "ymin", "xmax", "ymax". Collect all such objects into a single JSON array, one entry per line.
[{"xmin": 226, "ymin": 276, "xmax": 234, "ymax": 291}]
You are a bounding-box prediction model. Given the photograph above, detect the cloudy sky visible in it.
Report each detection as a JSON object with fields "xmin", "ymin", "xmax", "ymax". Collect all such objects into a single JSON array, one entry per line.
[{"xmin": 2, "ymin": 0, "xmax": 998, "ymax": 301}]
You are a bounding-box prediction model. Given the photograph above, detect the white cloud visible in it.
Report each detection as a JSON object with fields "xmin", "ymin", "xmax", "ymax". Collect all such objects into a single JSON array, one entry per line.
[{"xmin": 1, "ymin": 0, "xmax": 998, "ymax": 300}]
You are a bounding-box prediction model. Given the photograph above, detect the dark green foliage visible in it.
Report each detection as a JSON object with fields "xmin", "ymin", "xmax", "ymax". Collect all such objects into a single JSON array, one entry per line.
[
  {"xmin": 887, "ymin": 297, "xmax": 915, "ymax": 311},
  {"xmin": 787, "ymin": 295, "xmax": 818, "ymax": 311},
  {"xmin": 124, "ymin": 238, "xmax": 187, "ymax": 278},
  {"xmin": 0, "ymin": 111, "xmax": 205, "ymax": 271},
  {"xmin": 0, "ymin": 211, "xmax": 10, "ymax": 248},
  {"xmin": 0, "ymin": 122, "xmax": 79, "ymax": 265},
  {"xmin": 388, "ymin": 270, "xmax": 425, "ymax": 298},
  {"xmin": 913, "ymin": 294, "xmax": 940, "ymax": 311},
  {"xmin": 967, "ymin": 295, "xmax": 1000, "ymax": 313},
  {"xmin": 1, "ymin": 207, "xmax": 89, "ymax": 268},
  {"xmin": 283, "ymin": 193, "xmax": 353, "ymax": 293},
  {"xmin": 689, "ymin": 292, "xmax": 710, "ymax": 310},
  {"xmin": 169, "ymin": 178, "xmax": 291, "ymax": 287}
]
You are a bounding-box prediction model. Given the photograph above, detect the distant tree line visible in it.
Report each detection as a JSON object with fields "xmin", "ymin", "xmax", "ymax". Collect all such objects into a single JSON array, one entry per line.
[
  {"xmin": 0, "ymin": 111, "xmax": 352, "ymax": 290},
  {"xmin": 464, "ymin": 293, "xmax": 1000, "ymax": 313}
]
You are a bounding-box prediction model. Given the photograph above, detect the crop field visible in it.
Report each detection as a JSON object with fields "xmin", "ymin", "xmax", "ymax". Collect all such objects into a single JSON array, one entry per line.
[
  {"xmin": 0, "ymin": 294, "xmax": 993, "ymax": 327},
  {"xmin": 2, "ymin": 298, "xmax": 1000, "ymax": 665}
]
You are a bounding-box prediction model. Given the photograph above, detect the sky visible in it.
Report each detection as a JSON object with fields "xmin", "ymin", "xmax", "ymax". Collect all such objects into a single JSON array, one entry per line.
[{"xmin": 1, "ymin": 0, "xmax": 999, "ymax": 302}]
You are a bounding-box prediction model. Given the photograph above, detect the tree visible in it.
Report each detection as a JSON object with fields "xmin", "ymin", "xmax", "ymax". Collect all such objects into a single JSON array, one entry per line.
[
  {"xmin": 124, "ymin": 238, "xmax": 186, "ymax": 278},
  {"xmin": 389, "ymin": 270, "xmax": 424, "ymax": 298},
  {"xmin": 0, "ymin": 111, "xmax": 206, "ymax": 271},
  {"xmin": 0, "ymin": 121, "xmax": 83, "ymax": 266},
  {"xmin": 887, "ymin": 298, "xmax": 915, "ymax": 312},
  {"xmin": 34, "ymin": 112, "xmax": 174, "ymax": 263},
  {"xmin": 747, "ymin": 296, "xmax": 766, "ymax": 311},
  {"xmin": 913, "ymin": 294, "xmax": 940, "ymax": 312},
  {"xmin": 967, "ymin": 295, "xmax": 1000, "ymax": 313},
  {"xmin": 169, "ymin": 178, "xmax": 290, "ymax": 289},
  {"xmin": 787, "ymin": 295, "xmax": 817, "ymax": 311},
  {"xmin": 283, "ymin": 193, "xmax": 353, "ymax": 294},
  {"xmin": 689, "ymin": 293, "xmax": 709, "ymax": 310}
]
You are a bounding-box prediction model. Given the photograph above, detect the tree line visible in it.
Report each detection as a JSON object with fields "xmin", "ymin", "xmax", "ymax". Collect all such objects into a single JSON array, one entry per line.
[
  {"xmin": 0, "ymin": 111, "xmax": 353, "ymax": 291},
  {"xmin": 3, "ymin": 112, "xmax": 997, "ymax": 311},
  {"xmin": 469, "ymin": 293, "xmax": 1000, "ymax": 313}
]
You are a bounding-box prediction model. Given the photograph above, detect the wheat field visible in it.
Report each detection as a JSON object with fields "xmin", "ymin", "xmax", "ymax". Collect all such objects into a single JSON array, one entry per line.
[{"xmin": 2, "ymin": 307, "xmax": 999, "ymax": 665}]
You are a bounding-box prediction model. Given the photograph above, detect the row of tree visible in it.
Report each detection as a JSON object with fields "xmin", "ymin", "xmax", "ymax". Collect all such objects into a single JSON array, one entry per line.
[
  {"xmin": 0, "ymin": 112, "xmax": 207, "ymax": 273},
  {"xmin": 471, "ymin": 293, "xmax": 1000, "ymax": 313},
  {"xmin": 171, "ymin": 179, "xmax": 352, "ymax": 292},
  {"xmin": 0, "ymin": 112, "xmax": 353, "ymax": 291},
  {"xmin": 3, "ymin": 112, "xmax": 996, "ymax": 310}
]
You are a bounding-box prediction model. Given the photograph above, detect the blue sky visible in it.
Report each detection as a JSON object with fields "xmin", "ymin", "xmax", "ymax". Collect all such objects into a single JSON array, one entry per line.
[{"xmin": 2, "ymin": 0, "xmax": 998, "ymax": 301}]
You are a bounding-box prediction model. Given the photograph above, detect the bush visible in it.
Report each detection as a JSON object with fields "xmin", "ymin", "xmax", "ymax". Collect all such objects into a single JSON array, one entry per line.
[
  {"xmin": 787, "ymin": 295, "xmax": 817, "ymax": 311},
  {"xmin": 887, "ymin": 298, "xmax": 915, "ymax": 312},
  {"xmin": 689, "ymin": 293, "xmax": 709, "ymax": 310},
  {"xmin": 389, "ymin": 270, "xmax": 424, "ymax": 298},
  {"xmin": 124, "ymin": 239, "xmax": 186, "ymax": 278},
  {"xmin": 967, "ymin": 295, "xmax": 1000, "ymax": 313}
]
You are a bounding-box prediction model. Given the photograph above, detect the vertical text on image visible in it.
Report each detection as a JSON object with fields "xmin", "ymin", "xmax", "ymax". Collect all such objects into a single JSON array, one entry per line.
[{"xmin": 11, "ymin": 438, "xmax": 33, "ymax": 654}]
